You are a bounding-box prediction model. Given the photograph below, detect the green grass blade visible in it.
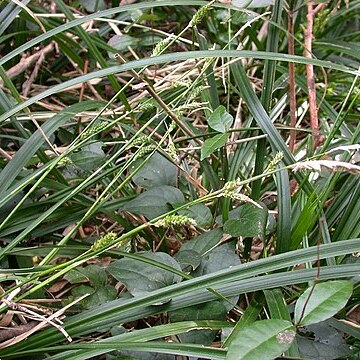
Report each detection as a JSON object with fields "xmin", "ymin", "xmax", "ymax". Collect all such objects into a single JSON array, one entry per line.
[
  {"xmin": 0, "ymin": 101, "xmax": 104, "ymax": 194},
  {"xmin": 1, "ymin": 50, "xmax": 358, "ymax": 124},
  {"xmin": 3, "ymin": 240, "xmax": 359, "ymax": 353}
]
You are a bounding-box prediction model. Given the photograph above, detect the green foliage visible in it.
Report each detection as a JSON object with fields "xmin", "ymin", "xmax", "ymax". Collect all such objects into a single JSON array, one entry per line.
[
  {"xmin": 178, "ymin": 203, "xmax": 212, "ymax": 228},
  {"xmin": 0, "ymin": 0, "xmax": 359, "ymax": 358},
  {"xmin": 130, "ymin": 152, "xmax": 178, "ymax": 189},
  {"xmin": 208, "ymin": 105, "xmax": 234, "ymax": 133},
  {"xmin": 122, "ymin": 186, "xmax": 184, "ymax": 219},
  {"xmin": 107, "ymin": 252, "xmax": 183, "ymax": 296},
  {"xmin": 226, "ymin": 319, "xmax": 296, "ymax": 360},
  {"xmin": 201, "ymin": 132, "xmax": 228, "ymax": 160},
  {"xmin": 297, "ymin": 321, "xmax": 350, "ymax": 359},
  {"xmin": 294, "ymin": 280, "xmax": 354, "ymax": 326},
  {"xmin": 64, "ymin": 265, "xmax": 117, "ymax": 308},
  {"xmin": 223, "ymin": 203, "xmax": 268, "ymax": 240}
]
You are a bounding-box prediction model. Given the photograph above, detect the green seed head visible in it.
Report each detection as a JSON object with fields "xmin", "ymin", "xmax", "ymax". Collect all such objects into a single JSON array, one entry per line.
[
  {"xmin": 190, "ymin": 2, "xmax": 214, "ymax": 26},
  {"xmin": 58, "ymin": 157, "xmax": 73, "ymax": 166},
  {"xmin": 154, "ymin": 214, "xmax": 197, "ymax": 228},
  {"xmin": 91, "ymin": 232, "xmax": 117, "ymax": 251},
  {"xmin": 266, "ymin": 151, "xmax": 284, "ymax": 172},
  {"xmin": 130, "ymin": 135, "xmax": 150, "ymax": 147},
  {"xmin": 166, "ymin": 138, "xmax": 180, "ymax": 163},
  {"xmin": 152, "ymin": 35, "xmax": 173, "ymax": 57},
  {"xmin": 80, "ymin": 122, "xmax": 108, "ymax": 140},
  {"xmin": 138, "ymin": 144, "xmax": 156, "ymax": 157}
]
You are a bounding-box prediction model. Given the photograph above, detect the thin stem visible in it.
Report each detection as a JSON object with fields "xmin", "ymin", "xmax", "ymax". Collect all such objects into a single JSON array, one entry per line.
[{"xmin": 288, "ymin": 0, "xmax": 297, "ymax": 152}]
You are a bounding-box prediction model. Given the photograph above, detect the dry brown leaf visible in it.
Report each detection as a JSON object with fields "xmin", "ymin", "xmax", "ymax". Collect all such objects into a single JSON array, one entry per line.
[{"xmin": 47, "ymin": 280, "xmax": 69, "ymax": 294}]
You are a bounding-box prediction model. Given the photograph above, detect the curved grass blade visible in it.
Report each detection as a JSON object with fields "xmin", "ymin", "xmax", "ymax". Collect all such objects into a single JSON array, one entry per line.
[
  {"xmin": 0, "ymin": 101, "xmax": 104, "ymax": 194},
  {"xmin": 3, "ymin": 240, "xmax": 359, "ymax": 353},
  {"xmin": 0, "ymin": 50, "xmax": 358, "ymax": 124}
]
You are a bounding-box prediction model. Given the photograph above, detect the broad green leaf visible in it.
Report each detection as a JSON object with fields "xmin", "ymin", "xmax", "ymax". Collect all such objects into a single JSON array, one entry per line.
[
  {"xmin": 71, "ymin": 285, "xmax": 95, "ymax": 298},
  {"xmin": 81, "ymin": 286, "xmax": 117, "ymax": 309},
  {"xmin": 297, "ymin": 321, "xmax": 350, "ymax": 360},
  {"xmin": 217, "ymin": 205, "xmax": 275, "ymax": 235},
  {"xmin": 223, "ymin": 203, "xmax": 268, "ymax": 240},
  {"xmin": 64, "ymin": 270, "xmax": 89, "ymax": 284},
  {"xmin": 179, "ymin": 204, "xmax": 212, "ymax": 228},
  {"xmin": 170, "ymin": 301, "xmax": 227, "ymax": 344},
  {"xmin": 194, "ymin": 243, "xmax": 239, "ymax": 278},
  {"xmin": 294, "ymin": 280, "xmax": 353, "ymax": 326},
  {"xmin": 79, "ymin": 0, "xmax": 106, "ymax": 12},
  {"xmin": 65, "ymin": 265, "xmax": 117, "ymax": 309},
  {"xmin": 107, "ymin": 252, "xmax": 182, "ymax": 297},
  {"xmin": 226, "ymin": 319, "xmax": 295, "ymax": 360},
  {"xmin": 201, "ymin": 133, "xmax": 228, "ymax": 160},
  {"xmin": 297, "ymin": 335, "xmax": 349, "ymax": 360},
  {"xmin": 193, "ymin": 242, "xmax": 240, "ymax": 311},
  {"xmin": 70, "ymin": 142, "xmax": 106, "ymax": 171},
  {"xmin": 64, "ymin": 265, "xmax": 107, "ymax": 288},
  {"xmin": 131, "ymin": 152, "xmax": 178, "ymax": 189},
  {"xmin": 208, "ymin": 105, "xmax": 233, "ymax": 133},
  {"xmin": 179, "ymin": 228, "xmax": 223, "ymax": 256},
  {"xmin": 174, "ymin": 249, "xmax": 201, "ymax": 272},
  {"xmin": 4, "ymin": 242, "xmax": 360, "ymax": 354},
  {"xmin": 122, "ymin": 186, "xmax": 184, "ymax": 219},
  {"xmin": 71, "ymin": 284, "xmax": 117, "ymax": 309},
  {"xmin": 107, "ymin": 34, "xmax": 137, "ymax": 57}
]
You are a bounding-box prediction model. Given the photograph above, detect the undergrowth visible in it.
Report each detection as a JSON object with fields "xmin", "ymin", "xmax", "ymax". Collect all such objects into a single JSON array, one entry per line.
[{"xmin": 0, "ymin": 0, "xmax": 359, "ymax": 359}]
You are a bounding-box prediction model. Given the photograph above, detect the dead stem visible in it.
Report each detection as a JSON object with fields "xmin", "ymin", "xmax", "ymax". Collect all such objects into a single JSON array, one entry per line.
[{"xmin": 305, "ymin": 1, "xmax": 319, "ymax": 146}]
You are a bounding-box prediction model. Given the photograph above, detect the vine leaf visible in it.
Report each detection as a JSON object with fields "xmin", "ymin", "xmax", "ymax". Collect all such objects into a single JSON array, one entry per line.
[
  {"xmin": 201, "ymin": 133, "xmax": 228, "ymax": 160},
  {"xmin": 207, "ymin": 105, "xmax": 233, "ymax": 133}
]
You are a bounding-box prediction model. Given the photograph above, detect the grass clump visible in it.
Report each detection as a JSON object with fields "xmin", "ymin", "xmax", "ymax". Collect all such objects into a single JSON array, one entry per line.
[{"xmin": 0, "ymin": 0, "xmax": 359, "ymax": 359}]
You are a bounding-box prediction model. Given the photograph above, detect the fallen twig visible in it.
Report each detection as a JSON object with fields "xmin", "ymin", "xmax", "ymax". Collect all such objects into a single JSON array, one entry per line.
[
  {"xmin": 0, "ymin": 43, "xmax": 54, "ymax": 87},
  {"xmin": 0, "ymin": 294, "xmax": 89, "ymax": 349}
]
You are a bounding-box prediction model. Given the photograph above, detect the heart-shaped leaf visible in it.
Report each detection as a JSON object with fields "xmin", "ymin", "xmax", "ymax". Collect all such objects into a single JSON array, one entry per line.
[
  {"xmin": 130, "ymin": 152, "xmax": 178, "ymax": 189},
  {"xmin": 178, "ymin": 204, "xmax": 212, "ymax": 228},
  {"xmin": 107, "ymin": 35, "xmax": 136, "ymax": 57},
  {"xmin": 107, "ymin": 252, "xmax": 182, "ymax": 297},
  {"xmin": 174, "ymin": 250, "xmax": 201, "ymax": 272},
  {"xmin": 122, "ymin": 186, "xmax": 184, "ymax": 219},
  {"xmin": 297, "ymin": 321, "xmax": 350, "ymax": 360},
  {"xmin": 194, "ymin": 242, "xmax": 239, "ymax": 311},
  {"xmin": 224, "ymin": 203, "xmax": 268, "ymax": 240},
  {"xmin": 207, "ymin": 105, "xmax": 233, "ymax": 133},
  {"xmin": 179, "ymin": 228, "xmax": 223, "ymax": 256},
  {"xmin": 71, "ymin": 142, "xmax": 106, "ymax": 171},
  {"xmin": 170, "ymin": 301, "xmax": 227, "ymax": 344}
]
